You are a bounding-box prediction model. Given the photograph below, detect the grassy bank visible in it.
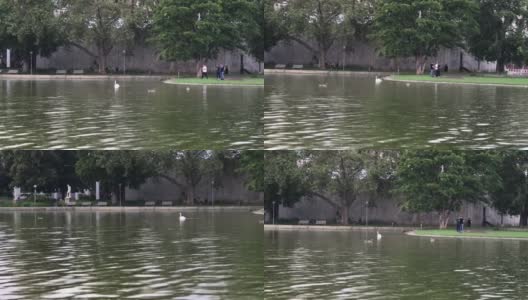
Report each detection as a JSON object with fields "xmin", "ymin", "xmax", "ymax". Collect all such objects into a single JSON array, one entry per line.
[
  {"xmin": 389, "ymin": 75, "xmax": 528, "ymax": 87},
  {"xmin": 164, "ymin": 76, "xmax": 263, "ymax": 86},
  {"xmin": 414, "ymin": 229, "xmax": 528, "ymax": 239}
]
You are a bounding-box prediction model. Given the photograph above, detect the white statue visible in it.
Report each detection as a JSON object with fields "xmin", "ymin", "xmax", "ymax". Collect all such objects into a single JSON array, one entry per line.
[{"xmin": 66, "ymin": 185, "xmax": 72, "ymax": 200}]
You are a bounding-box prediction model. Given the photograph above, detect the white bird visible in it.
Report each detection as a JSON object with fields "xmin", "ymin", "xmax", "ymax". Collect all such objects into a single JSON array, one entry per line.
[
  {"xmin": 406, "ymin": 83, "xmax": 411, "ymax": 87},
  {"xmin": 377, "ymin": 231, "xmax": 382, "ymax": 240},
  {"xmin": 186, "ymin": 87, "xmax": 191, "ymax": 92},
  {"xmin": 375, "ymin": 76, "xmax": 383, "ymax": 84},
  {"xmin": 430, "ymin": 238, "xmax": 435, "ymax": 243},
  {"xmin": 179, "ymin": 212, "xmax": 186, "ymax": 222},
  {"xmin": 114, "ymin": 80, "xmax": 120, "ymax": 89}
]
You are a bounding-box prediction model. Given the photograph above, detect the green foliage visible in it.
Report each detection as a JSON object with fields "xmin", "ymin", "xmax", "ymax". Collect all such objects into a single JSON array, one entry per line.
[
  {"xmin": 396, "ymin": 150, "xmax": 500, "ymax": 227},
  {"xmin": 372, "ymin": 0, "xmax": 478, "ymax": 74},
  {"xmin": 468, "ymin": 0, "xmax": 528, "ymax": 72},
  {"xmin": 239, "ymin": 150, "xmax": 264, "ymax": 192},
  {"xmin": 151, "ymin": 0, "xmax": 255, "ymax": 68}
]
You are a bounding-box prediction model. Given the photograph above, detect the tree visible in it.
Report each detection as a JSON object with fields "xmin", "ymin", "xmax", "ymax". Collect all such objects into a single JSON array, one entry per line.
[
  {"xmin": 75, "ymin": 151, "xmax": 156, "ymax": 204},
  {"xmin": 239, "ymin": 150, "xmax": 264, "ymax": 192},
  {"xmin": 468, "ymin": 0, "xmax": 528, "ymax": 73},
  {"xmin": 373, "ymin": 0, "xmax": 478, "ymax": 74},
  {"xmin": 0, "ymin": 0, "xmax": 63, "ymax": 72},
  {"xmin": 0, "ymin": 151, "xmax": 78, "ymax": 195},
  {"xmin": 60, "ymin": 0, "xmax": 149, "ymax": 74},
  {"xmin": 396, "ymin": 150, "xmax": 499, "ymax": 228},
  {"xmin": 490, "ymin": 151, "xmax": 528, "ymax": 226},
  {"xmin": 154, "ymin": 151, "xmax": 223, "ymax": 205},
  {"xmin": 263, "ymin": 0, "xmax": 288, "ymax": 53},
  {"xmin": 151, "ymin": 0, "xmax": 253, "ymax": 76}
]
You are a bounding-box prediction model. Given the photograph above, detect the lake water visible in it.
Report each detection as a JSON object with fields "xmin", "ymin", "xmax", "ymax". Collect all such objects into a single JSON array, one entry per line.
[
  {"xmin": 265, "ymin": 73, "xmax": 528, "ymax": 150},
  {"xmin": 265, "ymin": 229, "xmax": 528, "ymax": 299},
  {"xmin": 0, "ymin": 80, "xmax": 263, "ymax": 149},
  {"xmin": 0, "ymin": 210, "xmax": 263, "ymax": 299}
]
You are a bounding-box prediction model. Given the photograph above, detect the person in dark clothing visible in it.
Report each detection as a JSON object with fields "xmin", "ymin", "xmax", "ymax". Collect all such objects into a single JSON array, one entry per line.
[
  {"xmin": 216, "ymin": 65, "xmax": 221, "ymax": 80},
  {"xmin": 466, "ymin": 218, "xmax": 471, "ymax": 228},
  {"xmin": 444, "ymin": 64, "xmax": 449, "ymax": 73}
]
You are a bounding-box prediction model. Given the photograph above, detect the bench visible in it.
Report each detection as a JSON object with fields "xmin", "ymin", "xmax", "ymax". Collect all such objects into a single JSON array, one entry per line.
[
  {"xmin": 162, "ymin": 201, "xmax": 173, "ymax": 206},
  {"xmin": 298, "ymin": 219, "xmax": 310, "ymax": 225},
  {"xmin": 73, "ymin": 69, "xmax": 84, "ymax": 75},
  {"xmin": 145, "ymin": 201, "xmax": 156, "ymax": 206},
  {"xmin": 292, "ymin": 64, "xmax": 304, "ymax": 70},
  {"xmin": 56, "ymin": 69, "xmax": 67, "ymax": 75},
  {"xmin": 275, "ymin": 64, "xmax": 286, "ymax": 69},
  {"xmin": 6, "ymin": 69, "xmax": 19, "ymax": 74},
  {"xmin": 315, "ymin": 220, "xmax": 327, "ymax": 225},
  {"xmin": 81, "ymin": 201, "xmax": 92, "ymax": 206},
  {"xmin": 96, "ymin": 201, "xmax": 107, "ymax": 206}
]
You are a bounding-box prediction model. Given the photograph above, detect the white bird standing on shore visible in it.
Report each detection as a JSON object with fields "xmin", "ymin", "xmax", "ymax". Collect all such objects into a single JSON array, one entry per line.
[
  {"xmin": 179, "ymin": 212, "xmax": 186, "ymax": 222},
  {"xmin": 114, "ymin": 80, "xmax": 120, "ymax": 89},
  {"xmin": 377, "ymin": 231, "xmax": 382, "ymax": 240}
]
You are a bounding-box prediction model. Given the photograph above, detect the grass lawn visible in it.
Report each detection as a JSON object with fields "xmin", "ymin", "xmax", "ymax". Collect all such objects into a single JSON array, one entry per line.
[
  {"xmin": 389, "ymin": 74, "xmax": 528, "ymax": 86},
  {"xmin": 414, "ymin": 229, "xmax": 528, "ymax": 239},
  {"xmin": 165, "ymin": 76, "xmax": 263, "ymax": 86}
]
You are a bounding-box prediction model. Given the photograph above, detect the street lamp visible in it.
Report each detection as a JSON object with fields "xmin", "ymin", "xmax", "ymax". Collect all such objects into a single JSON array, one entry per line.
[
  {"xmin": 33, "ymin": 185, "xmax": 37, "ymax": 204},
  {"xmin": 365, "ymin": 200, "xmax": 369, "ymax": 227},
  {"xmin": 122, "ymin": 50, "xmax": 126, "ymax": 75},
  {"xmin": 211, "ymin": 180, "xmax": 215, "ymax": 206},
  {"xmin": 29, "ymin": 51, "xmax": 33, "ymax": 75},
  {"xmin": 272, "ymin": 201, "xmax": 276, "ymax": 224},
  {"xmin": 118, "ymin": 183, "xmax": 122, "ymax": 207}
]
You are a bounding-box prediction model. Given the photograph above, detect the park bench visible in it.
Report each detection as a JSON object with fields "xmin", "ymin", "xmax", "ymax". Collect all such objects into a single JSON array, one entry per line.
[
  {"xmin": 96, "ymin": 201, "xmax": 107, "ymax": 206},
  {"xmin": 81, "ymin": 201, "xmax": 92, "ymax": 206},
  {"xmin": 145, "ymin": 201, "xmax": 156, "ymax": 206},
  {"xmin": 56, "ymin": 70, "xmax": 67, "ymax": 75},
  {"xmin": 315, "ymin": 220, "xmax": 327, "ymax": 225},
  {"xmin": 162, "ymin": 201, "xmax": 173, "ymax": 206},
  {"xmin": 298, "ymin": 219, "xmax": 310, "ymax": 225},
  {"xmin": 292, "ymin": 64, "xmax": 304, "ymax": 70},
  {"xmin": 73, "ymin": 69, "xmax": 84, "ymax": 75},
  {"xmin": 6, "ymin": 69, "xmax": 19, "ymax": 74},
  {"xmin": 275, "ymin": 64, "xmax": 286, "ymax": 69}
]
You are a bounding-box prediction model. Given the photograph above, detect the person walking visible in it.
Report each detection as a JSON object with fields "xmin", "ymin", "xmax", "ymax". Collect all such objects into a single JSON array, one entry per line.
[
  {"xmin": 201, "ymin": 64, "xmax": 208, "ymax": 79},
  {"xmin": 216, "ymin": 65, "xmax": 221, "ymax": 80},
  {"xmin": 220, "ymin": 64, "xmax": 225, "ymax": 80}
]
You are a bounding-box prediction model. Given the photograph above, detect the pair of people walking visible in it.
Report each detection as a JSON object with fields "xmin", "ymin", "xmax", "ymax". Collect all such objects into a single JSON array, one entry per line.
[{"xmin": 201, "ymin": 64, "xmax": 229, "ymax": 80}]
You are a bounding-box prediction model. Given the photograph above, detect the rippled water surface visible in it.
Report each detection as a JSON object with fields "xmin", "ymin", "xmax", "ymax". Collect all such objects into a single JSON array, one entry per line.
[
  {"xmin": 0, "ymin": 80, "xmax": 263, "ymax": 149},
  {"xmin": 0, "ymin": 211, "xmax": 263, "ymax": 299},
  {"xmin": 265, "ymin": 74, "xmax": 528, "ymax": 149},
  {"xmin": 265, "ymin": 230, "xmax": 528, "ymax": 299}
]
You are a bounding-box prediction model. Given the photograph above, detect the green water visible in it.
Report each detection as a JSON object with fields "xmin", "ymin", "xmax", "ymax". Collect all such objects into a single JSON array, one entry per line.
[
  {"xmin": 265, "ymin": 230, "xmax": 528, "ymax": 299},
  {"xmin": 0, "ymin": 79, "xmax": 263, "ymax": 149},
  {"xmin": 0, "ymin": 211, "xmax": 263, "ymax": 299},
  {"xmin": 265, "ymin": 73, "xmax": 528, "ymax": 150}
]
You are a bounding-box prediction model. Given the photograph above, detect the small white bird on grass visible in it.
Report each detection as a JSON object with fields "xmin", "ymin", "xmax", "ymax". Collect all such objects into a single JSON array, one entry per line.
[{"xmin": 179, "ymin": 212, "xmax": 186, "ymax": 222}]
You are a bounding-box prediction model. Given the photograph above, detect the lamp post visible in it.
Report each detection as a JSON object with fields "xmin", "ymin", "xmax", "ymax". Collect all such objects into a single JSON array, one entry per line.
[
  {"xmin": 211, "ymin": 180, "xmax": 215, "ymax": 206},
  {"xmin": 272, "ymin": 201, "xmax": 276, "ymax": 224},
  {"xmin": 33, "ymin": 185, "xmax": 37, "ymax": 204},
  {"xmin": 123, "ymin": 50, "xmax": 126, "ymax": 75},
  {"xmin": 29, "ymin": 51, "xmax": 33, "ymax": 75},
  {"xmin": 118, "ymin": 183, "xmax": 122, "ymax": 207},
  {"xmin": 365, "ymin": 200, "xmax": 369, "ymax": 227}
]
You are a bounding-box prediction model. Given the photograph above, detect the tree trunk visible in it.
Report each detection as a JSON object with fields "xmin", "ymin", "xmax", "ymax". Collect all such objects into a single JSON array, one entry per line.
[
  {"xmin": 319, "ymin": 49, "xmax": 326, "ymax": 70},
  {"xmin": 339, "ymin": 205, "xmax": 349, "ymax": 225},
  {"xmin": 520, "ymin": 210, "xmax": 528, "ymax": 227},
  {"xmin": 196, "ymin": 59, "xmax": 202, "ymax": 78},
  {"xmin": 415, "ymin": 55, "xmax": 426, "ymax": 75},
  {"xmin": 120, "ymin": 185, "xmax": 126, "ymax": 206},
  {"xmin": 439, "ymin": 210, "xmax": 450, "ymax": 229},
  {"xmin": 186, "ymin": 186, "xmax": 195, "ymax": 205},
  {"xmin": 496, "ymin": 57, "xmax": 505, "ymax": 73}
]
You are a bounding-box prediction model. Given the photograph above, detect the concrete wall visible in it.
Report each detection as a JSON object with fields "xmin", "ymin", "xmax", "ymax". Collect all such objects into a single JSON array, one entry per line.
[
  {"xmin": 265, "ymin": 40, "xmax": 496, "ymax": 73},
  {"xmin": 36, "ymin": 46, "xmax": 262, "ymax": 74},
  {"xmin": 278, "ymin": 195, "xmax": 519, "ymax": 226},
  {"xmin": 126, "ymin": 174, "xmax": 263, "ymax": 205}
]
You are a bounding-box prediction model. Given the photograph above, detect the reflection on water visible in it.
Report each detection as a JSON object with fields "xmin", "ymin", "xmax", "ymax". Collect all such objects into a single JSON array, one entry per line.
[
  {"xmin": 0, "ymin": 80, "xmax": 263, "ymax": 149},
  {"xmin": 0, "ymin": 211, "xmax": 263, "ymax": 299},
  {"xmin": 265, "ymin": 230, "xmax": 528, "ymax": 299},
  {"xmin": 265, "ymin": 74, "xmax": 528, "ymax": 149}
]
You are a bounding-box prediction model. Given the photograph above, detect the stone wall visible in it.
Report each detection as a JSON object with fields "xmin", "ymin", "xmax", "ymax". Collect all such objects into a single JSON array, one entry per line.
[
  {"xmin": 278, "ymin": 195, "xmax": 519, "ymax": 226},
  {"xmin": 126, "ymin": 174, "xmax": 263, "ymax": 205},
  {"xmin": 265, "ymin": 40, "xmax": 496, "ymax": 73},
  {"xmin": 36, "ymin": 46, "xmax": 262, "ymax": 74}
]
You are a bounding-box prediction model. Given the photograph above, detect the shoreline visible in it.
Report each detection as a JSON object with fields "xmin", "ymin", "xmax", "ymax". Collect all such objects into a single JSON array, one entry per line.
[
  {"xmin": 264, "ymin": 224, "xmax": 415, "ymax": 232},
  {"xmin": 0, "ymin": 206, "xmax": 262, "ymax": 212},
  {"xmin": 385, "ymin": 75, "xmax": 528, "ymax": 88},
  {"xmin": 0, "ymin": 74, "xmax": 171, "ymax": 81},
  {"xmin": 406, "ymin": 230, "xmax": 528, "ymax": 241},
  {"xmin": 264, "ymin": 69, "xmax": 390, "ymax": 76},
  {"xmin": 163, "ymin": 80, "xmax": 263, "ymax": 87}
]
